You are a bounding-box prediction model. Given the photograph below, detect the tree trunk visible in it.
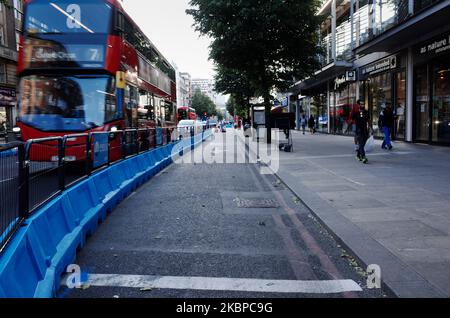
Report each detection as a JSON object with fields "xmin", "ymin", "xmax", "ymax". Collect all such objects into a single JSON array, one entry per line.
[{"xmin": 264, "ymin": 93, "xmax": 272, "ymax": 144}]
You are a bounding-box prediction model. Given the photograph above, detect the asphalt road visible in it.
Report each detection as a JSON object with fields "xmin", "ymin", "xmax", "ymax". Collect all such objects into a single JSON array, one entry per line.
[{"xmin": 56, "ymin": 131, "xmax": 387, "ymax": 299}]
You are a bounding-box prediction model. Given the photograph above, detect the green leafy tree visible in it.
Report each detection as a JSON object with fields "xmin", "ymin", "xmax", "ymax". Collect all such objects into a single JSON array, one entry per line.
[
  {"xmin": 226, "ymin": 95, "xmax": 248, "ymax": 119},
  {"xmin": 217, "ymin": 111, "xmax": 224, "ymax": 121},
  {"xmin": 187, "ymin": 0, "xmax": 323, "ymax": 143},
  {"xmin": 215, "ymin": 65, "xmax": 254, "ymax": 120},
  {"xmin": 191, "ymin": 89, "xmax": 216, "ymax": 118}
]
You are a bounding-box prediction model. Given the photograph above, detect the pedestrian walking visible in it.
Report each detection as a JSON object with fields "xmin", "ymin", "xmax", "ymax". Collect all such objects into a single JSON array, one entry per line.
[
  {"xmin": 351, "ymin": 101, "xmax": 362, "ymax": 152},
  {"xmin": 308, "ymin": 115, "xmax": 316, "ymax": 135},
  {"xmin": 352, "ymin": 101, "xmax": 371, "ymax": 164},
  {"xmin": 300, "ymin": 114, "xmax": 307, "ymax": 135},
  {"xmin": 378, "ymin": 104, "xmax": 395, "ymax": 150}
]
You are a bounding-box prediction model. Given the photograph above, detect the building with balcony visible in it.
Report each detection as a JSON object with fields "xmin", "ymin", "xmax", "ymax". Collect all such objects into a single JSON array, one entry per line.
[
  {"xmin": 192, "ymin": 78, "xmax": 218, "ymax": 105},
  {"xmin": 176, "ymin": 71, "xmax": 192, "ymax": 108},
  {"xmin": 292, "ymin": 0, "xmax": 450, "ymax": 146},
  {"xmin": 0, "ymin": 0, "xmax": 21, "ymax": 141}
]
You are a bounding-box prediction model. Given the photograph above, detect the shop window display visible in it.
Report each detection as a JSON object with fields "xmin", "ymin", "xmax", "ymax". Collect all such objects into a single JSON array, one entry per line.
[{"xmin": 432, "ymin": 59, "xmax": 450, "ymax": 144}]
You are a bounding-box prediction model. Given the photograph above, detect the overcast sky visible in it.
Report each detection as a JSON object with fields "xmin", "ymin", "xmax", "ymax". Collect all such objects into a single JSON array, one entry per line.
[{"xmin": 122, "ymin": 0, "xmax": 215, "ymax": 79}]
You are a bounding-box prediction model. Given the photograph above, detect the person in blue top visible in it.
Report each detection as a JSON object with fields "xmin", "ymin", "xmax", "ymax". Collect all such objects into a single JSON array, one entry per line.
[{"xmin": 378, "ymin": 104, "xmax": 395, "ymax": 150}]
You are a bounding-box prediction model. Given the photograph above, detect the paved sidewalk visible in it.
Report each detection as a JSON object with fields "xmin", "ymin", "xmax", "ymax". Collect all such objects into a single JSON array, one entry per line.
[{"xmin": 269, "ymin": 131, "xmax": 450, "ymax": 297}]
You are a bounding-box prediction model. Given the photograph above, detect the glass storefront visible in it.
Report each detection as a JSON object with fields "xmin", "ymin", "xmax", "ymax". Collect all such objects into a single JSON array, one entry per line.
[
  {"xmin": 415, "ymin": 65, "xmax": 430, "ymax": 142},
  {"xmin": 0, "ymin": 86, "xmax": 17, "ymax": 143},
  {"xmin": 0, "ymin": 106, "xmax": 14, "ymax": 143},
  {"xmin": 414, "ymin": 31, "xmax": 450, "ymax": 145},
  {"xmin": 359, "ymin": 54, "xmax": 406, "ymax": 140},
  {"xmin": 311, "ymin": 92, "xmax": 329, "ymax": 133},
  {"xmin": 432, "ymin": 57, "xmax": 450, "ymax": 143},
  {"xmin": 370, "ymin": 72, "xmax": 393, "ymax": 138},
  {"xmin": 395, "ymin": 71, "xmax": 407, "ymax": 139},
  {"xmin": 331, "ymin": 82, "xmax": 357, "ymax": 135}
]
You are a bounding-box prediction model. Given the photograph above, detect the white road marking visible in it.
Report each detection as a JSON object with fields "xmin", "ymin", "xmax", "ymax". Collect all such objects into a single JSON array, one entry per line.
[{"xmin": 63, "ymin": 274, "xmax": 363, "ymax": 294}]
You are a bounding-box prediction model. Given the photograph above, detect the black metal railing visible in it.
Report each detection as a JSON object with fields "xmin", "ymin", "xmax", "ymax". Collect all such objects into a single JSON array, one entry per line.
[
  {"xmin": 25, "ymin": 137, "xmax": 63, "ymax": 214},
  {"xmin": 0, "ymin": 125, "xmax": 211, "ymax": 254},
  {"xmin": 0, "ymin": 143, "xmax": 25, "ymax": 253},
  {"xmin": 63, "ymin": 134, "xmax": 90, "ymax": 189}
]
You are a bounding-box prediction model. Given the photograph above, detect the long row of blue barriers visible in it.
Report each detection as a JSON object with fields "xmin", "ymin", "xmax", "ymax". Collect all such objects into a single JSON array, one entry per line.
[{"xmin": 0, "ymin": 130, "xmax": 212, "ymax": 298}]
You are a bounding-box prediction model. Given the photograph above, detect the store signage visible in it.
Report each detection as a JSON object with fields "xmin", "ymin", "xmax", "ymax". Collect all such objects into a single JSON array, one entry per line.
[
  {"xmin": 0, "ymin": 47, "xmax": 18, "ymax": 61},
  {"xmin": 334, "ymin": 71, "xmax": 356, "ymax": 89},
  {"xmin": 361, "ymin": 56, "xmax": 397, "ymax": 76},
  {"xmin": 418, "ymin": 32, "xmax": 450, "ymax": 57},
  {"xmin": 0, "ymin": 87, "xmax": 17, "ymax": 107}
]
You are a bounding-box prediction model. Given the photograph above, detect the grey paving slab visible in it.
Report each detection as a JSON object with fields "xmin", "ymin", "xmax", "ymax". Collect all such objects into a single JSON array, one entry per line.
[
  {"xmin": 339, "ymin": 207, "xmax": 421, "ymax": 223},
  {"xmin": 378, "ymin": 236, "xmax": 450, "ymax": 262},
  {"xmin": 416, "ymin": 215, "xmax": 450, "ymax": 235},
  {"xmin": 408, "ymin": 261, "xmax": 450, "ymax": 296},
  {"xmin": 354, "ymin": 220, "xmax": 446, "ymax": 240},
  {"xmin": 415, "ymin": 205, "xmax": 450, "ymax": 218}
]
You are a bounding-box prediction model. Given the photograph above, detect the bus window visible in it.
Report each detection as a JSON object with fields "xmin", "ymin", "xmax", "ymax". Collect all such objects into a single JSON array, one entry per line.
[
  {"xmin": 154, "ymin": 96, "xmax": 161, "ymax": 126},
  {"xmin": 138, "ymin": 89, "xmax": 155, "ymax": 121},
  {"xmin": 165, "ymin": 102, "xmax": 174, "ymax": 122},
  {"xmin": 125, "ymin": 85, "xmax": 138, "ymax": 127}
]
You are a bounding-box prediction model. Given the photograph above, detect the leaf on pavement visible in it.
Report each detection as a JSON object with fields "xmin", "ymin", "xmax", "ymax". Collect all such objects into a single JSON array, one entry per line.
[{"xmin": 140, "ymin": 287, "xmax": 153, "ymax": 292}]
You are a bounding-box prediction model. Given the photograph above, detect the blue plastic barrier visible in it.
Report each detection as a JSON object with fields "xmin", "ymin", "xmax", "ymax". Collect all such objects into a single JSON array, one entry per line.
[
  {"xmin": 0, "ymin": 148, "xmax": 17, "ymax": 158},
  {"xmin": 0, "ymin": 132, "xmax": 209, "ymax": 298}
]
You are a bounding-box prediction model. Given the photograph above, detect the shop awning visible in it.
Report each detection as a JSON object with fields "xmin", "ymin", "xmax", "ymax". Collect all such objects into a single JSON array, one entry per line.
[
  {"xmin": 355, "ymin": 1, "xmax": 450, "ymax": 55},
  {"xmin": 290, "ymin": 60, "xmax": 353, "ymax": 94}
]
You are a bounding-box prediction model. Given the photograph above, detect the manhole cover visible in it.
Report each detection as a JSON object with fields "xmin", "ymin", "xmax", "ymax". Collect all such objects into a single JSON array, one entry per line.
[{"xmin": 233, "ymin": 197, "xmax": 280, "ymax": 208}]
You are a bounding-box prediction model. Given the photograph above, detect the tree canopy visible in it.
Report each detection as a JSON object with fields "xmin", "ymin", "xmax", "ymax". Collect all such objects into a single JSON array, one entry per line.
[
  {"xmin": 191, "ymin": 89, "xmax": 217, "ymax": 118},
  {"xmin": 187, "ymin": 0, "xmax": 323, "ymax": 142},
  {"xmin": 226, "ymin": 95, "xmax": 248, "ymax": 119}
]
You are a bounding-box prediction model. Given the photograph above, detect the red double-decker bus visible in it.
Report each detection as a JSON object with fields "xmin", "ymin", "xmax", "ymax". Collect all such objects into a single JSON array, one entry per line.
[
  {"xmin": 16, "ymin": 0, "xmax": 177, "ymax": 161},
  {"xmin": 177, "ymin": 107, "xmax": 197, "ymax": 121}
]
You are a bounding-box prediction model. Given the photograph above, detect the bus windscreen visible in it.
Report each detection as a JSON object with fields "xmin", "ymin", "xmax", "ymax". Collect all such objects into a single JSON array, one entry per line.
[
  {"xmin": 25, "ymin": 0, "xmax": 113, "ymax": 34},
  {"xmin": 18, "ymin": 75, "xmax": 119, "ymax": 132}
]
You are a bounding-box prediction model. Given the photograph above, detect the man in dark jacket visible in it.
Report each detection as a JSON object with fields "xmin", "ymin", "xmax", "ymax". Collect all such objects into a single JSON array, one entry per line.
[
  {"xmin": 379, "ymin": 105, "xmax": 394, "ymax": 150},
  {"xmin": 308, "ymin": 115, "xmax": 316, "ymax": 134},
  {"xmin": 352, "ymin": 102, "xmax": 370, "ymax": 164}
]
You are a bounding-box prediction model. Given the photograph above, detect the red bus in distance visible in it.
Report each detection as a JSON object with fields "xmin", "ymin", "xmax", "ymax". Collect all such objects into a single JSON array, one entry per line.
[
  {"xmin": 16, "ymin": 0, "xmax": 177, "ymax": 161},
  {"xmin": 177, "ymin": 107, "xmax": 197, "ymax": 121}
]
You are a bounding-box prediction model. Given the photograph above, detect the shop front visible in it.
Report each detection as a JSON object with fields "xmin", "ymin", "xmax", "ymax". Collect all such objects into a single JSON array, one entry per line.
[
  {"xmin": 307, "ymin": 84, "xmax": 329, "ymax": 133},
  {"xmin": 330, "ymin": 71, "xmax": 357, "ymax": 136},
  {"xmin": 0, "ymin": 86, "xmax": 16, "ymax": 143},
  {"xmin": 414, "ymin": 31, "xmax": 450, "ymax": 145},
  {"xmin": 358, "ymin": 54, "xmax": 407, "ymax": 140}
]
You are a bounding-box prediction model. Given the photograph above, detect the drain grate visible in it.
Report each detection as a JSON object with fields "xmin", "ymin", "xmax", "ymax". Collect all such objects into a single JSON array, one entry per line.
[{"xmin": 233, "ymin": 197, "xmax": 280, "ymax": 208}]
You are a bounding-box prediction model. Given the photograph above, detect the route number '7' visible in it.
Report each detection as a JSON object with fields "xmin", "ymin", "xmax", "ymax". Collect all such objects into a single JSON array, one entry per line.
[{"xmin": 89, "ymin": 49, "xmax": 100, "ymax": 61}]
